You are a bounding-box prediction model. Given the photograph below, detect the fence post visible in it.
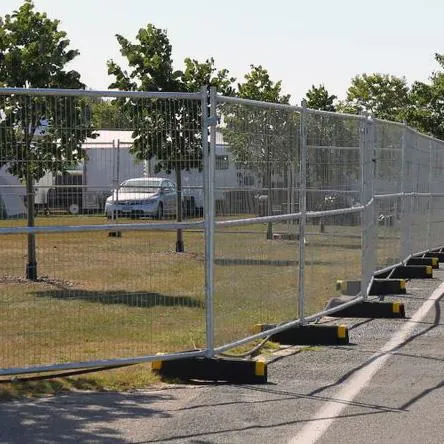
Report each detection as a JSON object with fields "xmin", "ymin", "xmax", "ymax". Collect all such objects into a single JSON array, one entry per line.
[
  {"xmin": 360, "ymin": 116, "xmax": 375, "ymax": 301},
  {"xmin": 427, "ymin": 139, "xmax": 433, "ymax": 250},
  {"xmin": 298, "ymin": 101, "xmax": 307, "ymax": 323},
  {"xmin": 202, "ymin": 86, "xmax": 217, "ymax": 357},
  {"xmin": 401, "ymin": 123, "xmax": 411, "ymax": 259}
]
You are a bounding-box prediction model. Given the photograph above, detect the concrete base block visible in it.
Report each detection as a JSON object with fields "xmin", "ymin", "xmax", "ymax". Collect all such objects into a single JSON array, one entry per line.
[
  {"xmin": 370, "ymin": 279, "xmax": 407, "ymax": 295},
  {"xmin": 254, "ymin": 324, "xmax": 349, "ymax": 345},
  {"xmin": 272, "ymin": 232, "xmax": 299, "ymax": 241},
  {"xmin": 390, "ymin": 265, "xmax": 433, "ymax": 279},
  {"xmin": 336, "ymin": 279, "xmax": 407, "ymax": 296},
  {"xmin": 406, "ymin": 257, "xmax": 439, "ymax": 269},
  {"xmin": 423, "ymin": 252, "xmax": 444, "ymax": 262},
  {"xmin": 326, "ymin": 300, "xmax": 405, "ymax": 319},
  {"xmin": 336, "ymin": 280, "xmax": 361, "ymax": 296},
  {"xmin": 152, "ymin": 357, "xmax": 267, "ymax": 384}
]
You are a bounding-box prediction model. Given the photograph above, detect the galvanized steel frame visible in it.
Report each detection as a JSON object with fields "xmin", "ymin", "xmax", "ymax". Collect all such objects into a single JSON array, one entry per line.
[{"xmin": 0, "ymin": 86, "xmax": 444, "ymax": 375}]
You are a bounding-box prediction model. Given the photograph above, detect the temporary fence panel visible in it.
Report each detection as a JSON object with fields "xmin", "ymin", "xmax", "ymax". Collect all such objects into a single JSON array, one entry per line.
[
  {"xmin": 373, "ymin": 120, "xmax": 403, "ymax": 270},
  {"xmin": 304, "ymin": 110, "xmax": 363, "ymax": 315},
  {"xmin": 430, "ymin": 138, "xmax": 444, "ymax": 247},
  {"xmin": 1, "ymin": 86, "xmax": 444, "ymax": 376},
  {"xmin": 213, "ymin": 97, "xmax": 300, "ymax": 347},
  {"xmin": 0, "ymin": 89, "xmax": 208, "ymax": 374}
]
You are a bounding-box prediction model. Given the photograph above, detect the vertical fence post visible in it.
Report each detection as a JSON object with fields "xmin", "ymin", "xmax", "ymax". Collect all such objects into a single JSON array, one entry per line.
[
  {"xmin": 427, "ymin": 139, "xmax": 433, "ymax": 250},
  {"xmin": 360, "ymin": 116, "xmax": 374, "ymax": 301},
  {"xmin": 111, "ymin": 139, "xmax": 117, "ymax": 223},
  {"xmin": 203, "ymin": 86, "xmax": 216, "ymax": 357},
  {"xmin": 298, "ymin": 101, "xmax": 307, "ymax": 323},
  {"xmin": 401, "ymin": 123, "xmax": 411, "ymax": 259}
]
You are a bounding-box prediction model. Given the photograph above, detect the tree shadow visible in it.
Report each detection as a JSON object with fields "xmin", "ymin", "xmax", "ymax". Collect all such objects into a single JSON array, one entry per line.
[
  {"xmin": 0, "ymin": 390, "xmax": 178, "ymax": 443},
  {"xmin": 33, "ymin": 288, "xmax": 204, "ymax": 309}
]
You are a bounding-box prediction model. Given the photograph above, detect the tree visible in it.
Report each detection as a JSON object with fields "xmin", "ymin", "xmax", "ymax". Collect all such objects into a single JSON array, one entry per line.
[
  {"xmin": 338, "ymin": 73, "xmax": 410, "ymax": 121},
  {"xmin": 222, "ymin": 65, "xmax": 294, "ymax": 239},
  {"xmin": 89, "ymin": 98, "xmax": 132, "ymax": 129},
  {"xmin": 406, "ymin": 53, "xmax": 444, "ymax": 139},
  {"xmin": 305, "ymin": 84, "xmax": 337, "ymax": 112},
  {"xmin": 0, "ymin": 0, "xmax": 93, "ymax": 280},
  {"xmin": 107, "ymin": 24, "xmax": 234, "ymax": 252}
]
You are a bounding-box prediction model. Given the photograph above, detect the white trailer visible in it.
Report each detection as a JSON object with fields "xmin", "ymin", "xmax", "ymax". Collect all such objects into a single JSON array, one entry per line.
[{"xmin": 32, "ymin": 130, "xmax": 260, "ymax": 215}]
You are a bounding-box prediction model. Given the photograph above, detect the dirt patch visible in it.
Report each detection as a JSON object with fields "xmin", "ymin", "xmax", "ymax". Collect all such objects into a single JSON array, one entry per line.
[{"xmin": 0, "ymin": 275, "xmax": 77, "ymax": 288}]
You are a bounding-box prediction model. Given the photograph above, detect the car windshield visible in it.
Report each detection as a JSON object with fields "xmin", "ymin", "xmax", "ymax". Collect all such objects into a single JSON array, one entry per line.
[{"xmin": 119, "ymin": 179, "xmax": 162, "ymax": 193}]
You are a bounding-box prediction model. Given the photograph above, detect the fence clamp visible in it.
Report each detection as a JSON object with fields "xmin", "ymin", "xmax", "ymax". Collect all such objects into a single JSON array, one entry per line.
[{"xmin": 205, "ymin": 116, "xmax": 218, "ymax": 127}]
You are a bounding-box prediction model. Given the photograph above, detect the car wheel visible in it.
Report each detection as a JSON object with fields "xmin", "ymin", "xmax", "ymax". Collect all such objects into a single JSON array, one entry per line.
[{"xmin": 156, "ymin": 203, "xmax": 164, "ymax": 220}]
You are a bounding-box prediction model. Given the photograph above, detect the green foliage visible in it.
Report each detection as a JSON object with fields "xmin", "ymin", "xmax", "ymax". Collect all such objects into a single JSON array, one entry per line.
[
  {"xmin": 0, "ymin": 0, "xmax": 82, "ymax": 89},
  {"xmin": 89, "ymin": 99, "xmax": 132, "ymax": 130},
  {"xmin": 0, "ymin": 0, "xmax": 93, "ymax": 182},
  {"xmin": 107, "ymin": 24, "xmax": 235, "ymax": 174},
  {"xmin": 338, "ymin": 73, "xmax": 409, "ymax": 121},
  {"xmin": 405, "ymin": 53, "xmax": 444, "ymax": 139},
  {"xmin": 237, "ymin": 65, "xmax": 290, "ymax": 103},
  {"xmin": 305, "ymin": 84, "xmax": 337, "ymax": 112},
  {"xmin": 222, "ymin": 65, "xmax": 295, "ymax": 178}
]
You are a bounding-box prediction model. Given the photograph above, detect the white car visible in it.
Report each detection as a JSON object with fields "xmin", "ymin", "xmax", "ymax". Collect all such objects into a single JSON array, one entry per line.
[{"xmin": 105, "ymin": 177, "xmax": 177, "ymax": 219}]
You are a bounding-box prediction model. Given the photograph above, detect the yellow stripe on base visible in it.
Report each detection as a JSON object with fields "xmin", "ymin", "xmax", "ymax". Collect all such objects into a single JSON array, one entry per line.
[
  {"xmin": 432, "ymin": 257, "xmax": 439, "ymax": 267},
  {"xmin": 400, "ymin": 279, "xmax": 406, "ymax": 290},
  {"xmin": 151, "ymin": 360, "xmax": 163, "ymax": 371},
  {"xmin": 255, "ymin": 359, "xmax": 266, "ymax": 377},
  {"xmin": 392, "ymin": 302, "xmax": 401, "ymax": 314},
  {"xmin": 252, "ymin": 324, "xmax": 264, "ymax": 334},
  {"xmin": 337, "ymin": 325, "xmax": 347, "ymax": 339},
  {"xmin": 426, "ymin": 265, "xmax": 433, "ymax": 275},
  {"xmin": 336, "ymin": 280, "xmax": 345, "ymax": 292}
]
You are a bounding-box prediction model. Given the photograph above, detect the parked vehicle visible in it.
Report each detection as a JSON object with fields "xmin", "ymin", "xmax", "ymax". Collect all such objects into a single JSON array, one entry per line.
[{"xmin": 105, "ymin": 177, "xmax": 177, "ymax": 219}]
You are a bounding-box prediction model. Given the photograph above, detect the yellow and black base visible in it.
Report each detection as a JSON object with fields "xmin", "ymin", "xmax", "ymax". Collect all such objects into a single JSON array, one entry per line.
[
  {"xmin": 336, "ymin": 279, "xmax": 407, "ymax": 296},
  {"xmin": 152, "ymin": 356, "xmax": 267, "ymax": 384},
  {"xmin": 253, "ymin": 324, "xmax": 349, "ymax": 346},
  {"xmin": 328, "ymin": 300, "xmax": 405, "ymax": 319},
  {"xmin": 371, "ymin": 278, "xmax": 407, "ymax": 295},
  {"xmin": 406, "ymin": 257, "xmax": 439, "ymax": 269},
  {"xmin": 390, "ymin": 265, "xmax": 433, "ymax": 279},
  {"xmin": 423, "ymin": 251, "xmax": 444, "ymax": 262}
]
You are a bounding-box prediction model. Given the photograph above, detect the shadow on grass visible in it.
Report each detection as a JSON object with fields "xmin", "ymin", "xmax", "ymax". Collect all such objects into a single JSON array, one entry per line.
[
  {"xmin": 33, "ymin": 288, "xmax": 204, "ymax": 309},
  {"xmin": 0, "ymin": 377, "xmax": 107, "ymax": 402},
  {"xmin": 214, "ymin": 258, "xmax": 340, "ymax": 266}
]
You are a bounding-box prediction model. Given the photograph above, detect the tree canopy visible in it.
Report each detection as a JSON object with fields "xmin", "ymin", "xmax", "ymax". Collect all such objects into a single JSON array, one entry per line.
[
  {"xmin": 107, "ymin": 23, "xmax": 235, "ymax": 250},
  {"xmin": 0, "ymin": 0, "xmax": 92, "ymax": 279},
  {"xmin": 0, "ymin": 0, "xmax": 92, "ymax": 181},
  {"xmin": 305, "ymin": 84, "xmax": 337, "ymax": 112},
  {"xmin": 405, "ymin": 53, "xmax": 444, "ymax": 139},
  {"xmin": 338, "ymin": 73, "xmax": 410, "ymax": 121}
]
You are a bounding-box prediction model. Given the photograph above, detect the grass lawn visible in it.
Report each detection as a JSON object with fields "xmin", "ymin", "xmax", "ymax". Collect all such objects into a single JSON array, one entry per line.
[{"xmin": 0, "ymin": 213, "xmax": 385, "ymax": 394}]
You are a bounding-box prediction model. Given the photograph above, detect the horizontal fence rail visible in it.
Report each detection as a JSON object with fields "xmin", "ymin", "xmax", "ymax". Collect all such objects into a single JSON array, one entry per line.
[{"xmin": 0, "ymin": 86, "xmax": 443, "ymax": 375}]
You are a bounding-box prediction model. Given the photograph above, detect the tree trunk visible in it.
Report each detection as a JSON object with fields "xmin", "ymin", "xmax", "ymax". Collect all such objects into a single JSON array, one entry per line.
[
  {"xmin": 26, "ymin": 168, "xmax": 37, "ymax": 280},
  {"xmin": 175, "ymin": 168, "xmax": 184, "ymax": 252}
]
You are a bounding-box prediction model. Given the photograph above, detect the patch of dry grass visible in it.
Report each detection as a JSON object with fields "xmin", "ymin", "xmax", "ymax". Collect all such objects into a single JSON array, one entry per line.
[{"xmin": 0, "ymin": 214, "xmax": 396, "ymax": 395}]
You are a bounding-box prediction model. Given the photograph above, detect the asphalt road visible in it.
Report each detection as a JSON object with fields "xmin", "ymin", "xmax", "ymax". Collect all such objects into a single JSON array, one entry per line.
[{"xmin": 1, "ymin": 271, "xmax": 444, "ymax": 443}]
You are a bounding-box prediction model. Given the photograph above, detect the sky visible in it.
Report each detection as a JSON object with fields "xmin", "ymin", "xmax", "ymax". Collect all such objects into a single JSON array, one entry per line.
[{"xmin": 1, "ymin": 0, "xmax": 443, "ymax": 105}]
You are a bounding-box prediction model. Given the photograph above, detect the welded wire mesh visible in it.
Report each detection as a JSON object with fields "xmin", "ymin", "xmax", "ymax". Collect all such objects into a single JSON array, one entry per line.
[
  {"xmin": 430, "ymin": 139, "xmax": 444, "ymax": 247},
  {"xmin": 2, "ymin": 87, "xmax": 444, "ymax": 374},
  {"xmin": 0, "ymin": 90, "xmax": 206, "ymax": 370},
  {"xmin": 373, "ymin": 120, "xmax": 403, "ymax": 269},
  {"xmin": 304, "ymin": 111, "xmax": 362, "ymax": 314},
  {"xmin": 213, "ymin": 98, "xmax": 300, "ymax": 346},
  {"xmin": 405, "ymin": 130, "xmax": 432, "ymax": 255}
]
